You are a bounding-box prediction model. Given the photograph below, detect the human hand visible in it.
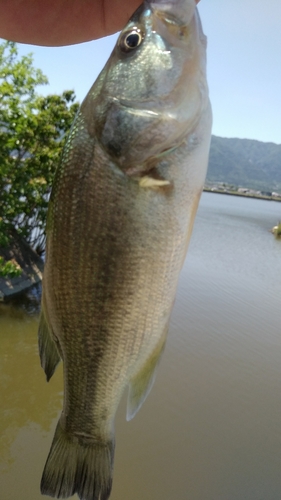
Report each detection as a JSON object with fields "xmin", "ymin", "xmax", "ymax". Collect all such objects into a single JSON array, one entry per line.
[{"xmin": 0, "ymin": 0, "xmax": 200, "ymax": 47}]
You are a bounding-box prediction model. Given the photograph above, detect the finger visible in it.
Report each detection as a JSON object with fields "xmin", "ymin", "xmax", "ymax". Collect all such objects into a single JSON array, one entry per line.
[
  {"xmin": 0, "ymin": 0, "xmax": 140, "ymax": 46},
  {"xmin": 0, "ymin": 0, "xmax": 201, "ymax": 47}
]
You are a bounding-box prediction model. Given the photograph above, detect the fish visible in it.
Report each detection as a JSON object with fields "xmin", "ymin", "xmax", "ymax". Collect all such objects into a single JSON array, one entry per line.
[{"xmin": 38, "ymin": 0, "xmax": 212, "ymax": 499}]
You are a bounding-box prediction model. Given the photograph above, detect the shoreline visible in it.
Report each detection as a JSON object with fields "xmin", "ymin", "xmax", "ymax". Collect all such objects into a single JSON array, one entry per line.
[{"xmin": 203, "ymin": 187, "xmax": 281, "ymax": 202}]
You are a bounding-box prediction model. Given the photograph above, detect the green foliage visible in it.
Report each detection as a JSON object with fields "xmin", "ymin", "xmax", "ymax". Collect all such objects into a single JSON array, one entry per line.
[
  {"xmin": 0, "ymin": 218, "xmax": 10, "ymax": 246},
  {"xmin": 0, "ymin": 256, "xmax": 22, "ymax": 278},
  {"xmin": 0, "ymin": 41, "xmax": 79, "ymax": 252}
]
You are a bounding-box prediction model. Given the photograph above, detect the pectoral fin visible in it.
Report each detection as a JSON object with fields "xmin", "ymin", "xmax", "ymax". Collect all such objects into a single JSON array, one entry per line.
[
  {"xmin": 138, "ymin": 176, "xmax": 171, "ymax": 189},
  {"xmin": 126, "ymin": 327, "xmax": 168, "ymax": 421},
  {"xmin": 38, "ymin": 307, "xmax": 61, "ymax": 381}
]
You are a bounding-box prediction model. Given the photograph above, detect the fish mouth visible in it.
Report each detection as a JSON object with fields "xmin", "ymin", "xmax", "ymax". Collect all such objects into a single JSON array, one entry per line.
[{"xmin": 148, "ymin": 0, "xmax": 196, "ymax": 26}]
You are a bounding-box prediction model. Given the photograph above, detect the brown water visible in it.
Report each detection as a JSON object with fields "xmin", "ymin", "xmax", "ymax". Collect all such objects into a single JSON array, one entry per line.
[{"xmin": 1, "ymin": 192, "xmax": 281, "ymax": 500}]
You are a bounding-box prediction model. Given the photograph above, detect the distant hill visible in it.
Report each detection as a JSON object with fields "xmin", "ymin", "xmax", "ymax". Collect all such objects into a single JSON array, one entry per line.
[{"xmin": 207, "ymin": 136, "xmax": 281, "ymax": 192}]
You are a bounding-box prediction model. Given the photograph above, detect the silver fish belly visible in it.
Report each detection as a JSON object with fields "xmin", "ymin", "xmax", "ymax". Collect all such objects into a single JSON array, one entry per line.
[{"xmin": 38, "ymin": 0, "xmax": 212, "ymax": 499}]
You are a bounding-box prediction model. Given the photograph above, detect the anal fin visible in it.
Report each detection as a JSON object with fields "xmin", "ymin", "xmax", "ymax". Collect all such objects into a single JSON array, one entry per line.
[
  {"xmin": 38, "ymin": 307, "xmax": 61, "ymax": 382},
  {"xmin": 127, "ymin": 326, "xmax": 168, "ymax": 421}
]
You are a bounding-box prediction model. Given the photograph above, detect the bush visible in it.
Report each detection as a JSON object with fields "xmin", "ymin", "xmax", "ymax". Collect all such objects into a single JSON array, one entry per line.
[
  {"xmin": 0, "ymin": 41, "xmax": 79, "ymax": 254},
  {"xmin": 0, "ymin": 256, "xmax": 22, "ymax": 278}
]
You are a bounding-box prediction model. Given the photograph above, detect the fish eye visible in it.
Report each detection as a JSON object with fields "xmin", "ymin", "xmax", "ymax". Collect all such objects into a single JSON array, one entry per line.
[{"xmin": 119, "ymin": 29, "xmax": 143, "ymax": 52}]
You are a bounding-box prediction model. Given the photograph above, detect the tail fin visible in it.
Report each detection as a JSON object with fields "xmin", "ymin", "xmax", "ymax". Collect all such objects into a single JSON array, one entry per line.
[{"xmin": 41, "ymin": 419, "xmax": 115, "ymax": 500}]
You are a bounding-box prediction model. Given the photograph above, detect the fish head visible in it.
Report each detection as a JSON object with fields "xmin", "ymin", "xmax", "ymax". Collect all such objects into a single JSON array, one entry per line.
[{"xmin": 83, "ymin": 0, "xmax": 210, "ymax": 173}]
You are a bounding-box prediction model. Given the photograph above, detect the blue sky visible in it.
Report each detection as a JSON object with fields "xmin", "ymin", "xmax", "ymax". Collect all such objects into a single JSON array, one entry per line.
[{"xmin": 12, "ymin": 0, "xmax": 281, "ymax": 144}]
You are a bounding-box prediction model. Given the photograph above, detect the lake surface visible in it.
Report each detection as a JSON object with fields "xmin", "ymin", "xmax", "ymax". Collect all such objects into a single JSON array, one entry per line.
[{"xmin": 1, "ymin": 192, "xmax": 281, "ymax": 500}]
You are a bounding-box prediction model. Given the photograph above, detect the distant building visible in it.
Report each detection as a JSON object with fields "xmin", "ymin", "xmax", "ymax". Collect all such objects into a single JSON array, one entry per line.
[{"xmin": 261, "ymin": 191, "xmax": 272, "ymax": 197}]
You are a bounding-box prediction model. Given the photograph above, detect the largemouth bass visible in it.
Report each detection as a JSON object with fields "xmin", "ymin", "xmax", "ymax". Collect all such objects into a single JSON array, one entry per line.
[{"xmin": 39, "ymin": 0, "xmax": 212, "ymax": 498}]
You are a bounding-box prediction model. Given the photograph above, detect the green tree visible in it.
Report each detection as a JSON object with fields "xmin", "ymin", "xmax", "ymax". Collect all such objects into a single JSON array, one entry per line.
[{"xmin": 0, "ymin": 41, "xmax": 79, "ymax": 254}]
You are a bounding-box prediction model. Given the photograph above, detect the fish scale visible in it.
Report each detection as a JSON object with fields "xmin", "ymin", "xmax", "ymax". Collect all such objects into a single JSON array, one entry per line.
[{"xmin": 38, "ymin": 1, "xmax": 212, "ymax": 499}]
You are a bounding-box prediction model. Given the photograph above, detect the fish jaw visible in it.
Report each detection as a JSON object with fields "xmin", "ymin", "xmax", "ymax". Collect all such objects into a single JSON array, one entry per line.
[
  {"xmin": 81, "ymin": 2, "xmax": 210, "ymax": 174},
  {"xmin": 148, "ymin": 0, "xmax": 197, "ymax": 26}
]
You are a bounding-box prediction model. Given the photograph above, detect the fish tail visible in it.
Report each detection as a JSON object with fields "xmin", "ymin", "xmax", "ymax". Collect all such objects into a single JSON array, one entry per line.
[{"xmin": 41, "ymin": 419, "xmax": 115, "ymax": 500}]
